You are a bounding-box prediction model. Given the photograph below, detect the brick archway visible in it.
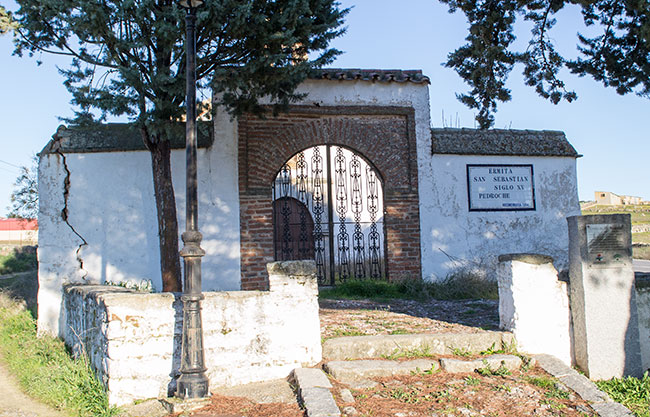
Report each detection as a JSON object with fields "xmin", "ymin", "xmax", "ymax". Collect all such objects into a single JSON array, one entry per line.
[{"xmin": 238, "ymin": 106, "xmax": 421, "ymax": 290}]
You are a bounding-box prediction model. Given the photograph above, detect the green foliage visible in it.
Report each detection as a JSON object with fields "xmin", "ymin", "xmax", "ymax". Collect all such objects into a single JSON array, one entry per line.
[
  {"xmin": 8, "ymin": 155, "xmax": 38, "ymax": 220},
  {"xmin": 382, "ymin": 345, "xmax": 434, "ymax": 360},
  {"xmin": 0, "ymin": 247, "xmax": 37, "ymax": 275},
  {"xmin": 319, "ymin": 270, "xmax": 497, "ymax": 302},
  {"xmin": 12, "ymin": 0, "xmax": 348, "ymax": 129},
  {"xmin": 596, "ymin": 372, "xmax": 650, "ymax": 417},
  {"xmin": 11, "ymin": 0, "xmax": 347, "ymax": 291},
  {"xmin": 476, "ymin": 360, "xmax": 511, "ymax": 377},
  {"xmin": 0, "ymin": 5, "xmax": 18, "ymax": 35},
  {"xmin": 526, "ymin": 376, "xmax": 570, "ymax": 399},
  {"xmin": 440, "ymin": 0, "xmax": 649, "ymax": 128},
  {"xmin": 319, "ymin": 279, "xmax": 406, "ymax": 300},
  {"xmin": 0, "ymin": 295, "xmax": 117, "ymax": 416}
]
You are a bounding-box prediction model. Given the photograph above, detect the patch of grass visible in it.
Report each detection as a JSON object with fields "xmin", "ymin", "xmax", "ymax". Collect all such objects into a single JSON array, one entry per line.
[
  {"xmin": 319, "ymin": 279, "xmax": 406, "ymax": 300},
  {"xmin": 331, "ymin": 328, "xmax": 366, "ymax": 337},
  {"xmin": 582, "ymin": 205, "xmax": 650, "ymax": 225},
  {"xmin": 633, "ymin": 245, "xmax": 650, "ymax": 261},
  {"xmin": 596, "ymin": 372, "xmax": 650, "ymax": 417},
  {"xmin": 476, "ymin": 360, "xmax": 511, "ymax": 377},
  {"xmin": 526, "ymin": 376, "xmax": 570, "ymax": 399},
  {"xmin": 0, "ymin": 292, "xmax": 117, "ymax": 416},
  {"xmin": 451, "ymin": 347, "xmax": 473, "ymax": 358},
  {"xmin": 634, "ymin": 232, "xmax": 650, "ymax": 244},
  {"xmin": 319, "ymin": 268, "xmax": 498, "ymax": 302},
  {"xmin": 463, "ymin": 375, "xmax": 481, "ymax": 386},
  {"xmin": 0, "ymin": 246, "xmax": 37, "ymax": 275},
  {"xmin": 0, "ymin": 268, "xmax": 39, "ymax": 315},
  {"xmin": 382, "ymin": 345, "xmax": 434, "ymax": 360}
]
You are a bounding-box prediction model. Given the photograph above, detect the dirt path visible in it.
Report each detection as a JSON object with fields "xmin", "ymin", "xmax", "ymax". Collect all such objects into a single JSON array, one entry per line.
[{"xmin": 0, "ymin": 360, "xmax": 66, "ymax": 417}]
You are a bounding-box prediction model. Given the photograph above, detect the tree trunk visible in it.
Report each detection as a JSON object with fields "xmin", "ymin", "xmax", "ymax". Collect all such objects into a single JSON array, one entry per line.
[{"xmin": 146, "ymin": 135, "xmax": 183, "ymax": 292}]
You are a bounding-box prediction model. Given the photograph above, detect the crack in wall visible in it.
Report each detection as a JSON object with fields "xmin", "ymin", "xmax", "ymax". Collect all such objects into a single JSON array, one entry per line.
[{"xmin": 52, "ymin": 139, "xmax": 89, "ymax": 279}]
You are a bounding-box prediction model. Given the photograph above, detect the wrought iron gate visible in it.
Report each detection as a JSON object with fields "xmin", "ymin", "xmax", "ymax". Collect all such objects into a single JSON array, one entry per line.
[{"xmin": 272, "ymin": 145, "xmax": 385, "ymax": 286}]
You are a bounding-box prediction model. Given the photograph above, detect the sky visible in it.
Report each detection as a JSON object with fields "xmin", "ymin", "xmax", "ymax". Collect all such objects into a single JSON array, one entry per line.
[{"xmin": 0, "ymin": 0, "xmax": 647, "ymax": 217}]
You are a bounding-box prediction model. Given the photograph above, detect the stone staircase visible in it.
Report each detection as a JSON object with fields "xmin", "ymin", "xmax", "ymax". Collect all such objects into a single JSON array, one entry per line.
[{"xmin": 292, "ymin": 331, "xmax": 634, "ymax": 417}]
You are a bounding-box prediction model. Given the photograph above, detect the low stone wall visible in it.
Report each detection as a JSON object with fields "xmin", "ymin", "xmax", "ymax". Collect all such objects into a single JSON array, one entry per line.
[
  {"xmin": 497, "ymin": 254, "xmax": 572, "ymax": 365},
  {"xmin": 499, "ymin": 255, "xmax": 650, "ymax": 375},
  {"xmin": 62, "ymin": 261, "xmax": 321, "ymax": 406}
]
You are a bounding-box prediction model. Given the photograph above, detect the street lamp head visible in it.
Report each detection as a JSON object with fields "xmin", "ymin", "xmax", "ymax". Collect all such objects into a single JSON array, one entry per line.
[{"xmin": 179, "ymin": 0, "xmax": 203, "ymax": 9}]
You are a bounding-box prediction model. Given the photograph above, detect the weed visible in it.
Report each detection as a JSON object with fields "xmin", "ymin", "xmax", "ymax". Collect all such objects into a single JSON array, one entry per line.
[
  {"xmin": 386, "ymin": 387, "xmax": 425, "ymax": 404},
  {"xmin": 318, "ymin": 268, "xmax": 498, "ymax": 302},
  {"xmin": 596, "ymin": 372, "xmax": 650, "ymax": 417},
  {"xmin": 463, "ymin": 376, "xmax": 481, "ymax": 386},
  {"xmin": 0, "ymin": 293, "xmax": 117, "ymax": 416},
  {"xmin": 493, "ymin": 384, "xmax": 511, "ymax": 393},
  {"xmin": 476, "ymin": 360, "xmax": 511, "ymax": 377},
  {"xmin": 382, "ymin": 345, "xmax": 434, "ymax": 360},
  {"xmin": 479, "ymin": 343, "xmax": 500, "ymax": 356},
  {"xmin": 332, "ymin": 328, "xmax": 366, "ymax": 337},
  {"xmin": 526, "ymin": 376, "xmax": 571, "ymax": 400},
  {"xmin": 451, "ymin": 347, "xmax": 473, "ymax": 357},
  {"xmin": 540, "ymin": 399, "xmax": 566, "ymax": 410},
  {"xmin": 389, "ymin": 329, "xmax": 410, "ymax": 335}
]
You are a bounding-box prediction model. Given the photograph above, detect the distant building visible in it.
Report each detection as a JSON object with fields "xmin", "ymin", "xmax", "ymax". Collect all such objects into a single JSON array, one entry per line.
[
  {"xmin": 595, "ymin": 191, "xmax": 643, "ymax": 206},
  {"xmin": 0, "ymin": 218, "xmax": 38, "ymax": 245}
]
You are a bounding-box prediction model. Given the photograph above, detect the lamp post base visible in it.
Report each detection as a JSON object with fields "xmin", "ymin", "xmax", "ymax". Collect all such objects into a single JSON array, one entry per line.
[{"xmin": 177, "ymin": 372, "xmax": 209, "ymax": 399}]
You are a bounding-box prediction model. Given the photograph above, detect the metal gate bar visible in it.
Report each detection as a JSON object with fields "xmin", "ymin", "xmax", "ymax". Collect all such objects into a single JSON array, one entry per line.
[{"xmin": 272, "ymin": 145, "xmax": 385, "ymax": 286}]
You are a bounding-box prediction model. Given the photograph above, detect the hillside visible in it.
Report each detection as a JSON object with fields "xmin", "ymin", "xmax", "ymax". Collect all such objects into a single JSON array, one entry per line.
[{"xmin": 581, "ymin": 204, "xmax": 650, "ymax": 260}]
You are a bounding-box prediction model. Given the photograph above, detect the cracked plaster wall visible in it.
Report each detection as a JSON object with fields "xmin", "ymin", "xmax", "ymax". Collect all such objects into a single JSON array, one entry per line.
[
  {"xmin": 419, "ymin": 154, "xmax": 580, "ymax": 281},
  {"xmin": 38, "ymin": 109, "xmax": 241, "ymax": 336}
]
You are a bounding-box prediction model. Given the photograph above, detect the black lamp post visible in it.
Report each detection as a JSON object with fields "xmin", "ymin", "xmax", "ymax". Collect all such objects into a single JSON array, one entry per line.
[{"xmin": 177, "ymin": 0, "xmax": 209, "ymax": 400}]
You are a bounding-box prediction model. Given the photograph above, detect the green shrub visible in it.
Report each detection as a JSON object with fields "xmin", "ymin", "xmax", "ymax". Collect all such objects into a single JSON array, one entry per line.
[
  {"xmin": 319, "ymin": 268, "xmax": 498, "ymax": 301},
  {"xmin": 0, "ymin": 246, "xmax": 37, "ymax": 275},
  {"xmin": 0, "ymin": 293, "xmax": 117, "ymax": 416}
]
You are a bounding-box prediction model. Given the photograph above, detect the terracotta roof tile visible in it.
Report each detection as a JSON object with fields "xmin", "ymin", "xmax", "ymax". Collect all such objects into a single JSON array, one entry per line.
[
  {"xmin": 309, "ymin": 68, "xmax": 430, "ymax": 84},
  {"xmin": 431, "ymin": 128, "xmax": 580, "ymax": 158}
]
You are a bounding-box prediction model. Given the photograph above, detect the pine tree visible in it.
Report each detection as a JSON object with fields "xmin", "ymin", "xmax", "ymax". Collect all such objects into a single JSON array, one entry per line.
[
  {"xmin": 11, "ymin": 0, "xmax": 347, "ymax": 291},
  {"xmin": 441, "ymin": 0, "xmax": 649, "ymax": 128},
  {"xmin": 8, "ymin": 156, "xmax": 38, "ymax": 220}
]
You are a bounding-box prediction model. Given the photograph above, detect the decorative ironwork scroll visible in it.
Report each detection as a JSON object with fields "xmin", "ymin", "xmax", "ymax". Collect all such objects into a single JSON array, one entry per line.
[
  {"xmin": 350, "ymin": 153, "xmax": 366, "ymax": 279},
  {"xmin": 272, "ymin": 145, "xmax": 385, "ymax": 285},
  {"xmin": 311, "ymin": 147, "xmax": 326, "ymax": 284}
]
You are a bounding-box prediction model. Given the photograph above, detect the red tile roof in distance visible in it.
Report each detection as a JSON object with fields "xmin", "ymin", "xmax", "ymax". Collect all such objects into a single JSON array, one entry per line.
[{"xmin": 0, "ymin": 218, "xmax": 38, "ymax": 231}]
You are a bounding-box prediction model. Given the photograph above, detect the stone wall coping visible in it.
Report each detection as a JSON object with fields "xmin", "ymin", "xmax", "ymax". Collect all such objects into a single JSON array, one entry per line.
[
  {"xmin": 431, "ymin": 128, "xmax": 579, "ymax": 157},
  {"xmin": 267, "ymin": 260, "xmax": 317, "ymax": 276},
  {"xmin": 63, "ymin": 285, "xmax": 270, "ymax": 303},
  {"xmin": 498, "ymin": 253, "xmax": 554, "ymax": 265}
]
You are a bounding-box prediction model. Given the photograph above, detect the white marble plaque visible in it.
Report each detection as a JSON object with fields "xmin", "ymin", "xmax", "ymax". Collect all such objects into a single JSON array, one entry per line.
[{"xmin": 467, "ymin": 165, "xmax": 535, "ymax": 211}]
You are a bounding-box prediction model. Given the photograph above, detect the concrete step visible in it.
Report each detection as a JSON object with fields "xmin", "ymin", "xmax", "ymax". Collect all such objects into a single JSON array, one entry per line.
[{"xmin": 322, "ymin": 331, "xmax": 514, "ymax": 360}]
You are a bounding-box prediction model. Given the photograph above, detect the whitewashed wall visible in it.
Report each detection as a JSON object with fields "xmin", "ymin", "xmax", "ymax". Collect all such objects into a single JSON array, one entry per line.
[
  {"xmin": 38, "ymin": 78, "xmax": 432, "ymax": 335},
  {"xmin": 62, "ymin": 261, "xmax": 321, "ymax": 406},
  {"xmin": 497, "ymin": 254, "xmax": 572, "ymax": 365},
  {"xmin": 38, "ymin": 110, "xmax": 241, "ymax": 336},
  {"xmin": 419, "ymin": 154, "xmax": 580, "ymax": 281}
]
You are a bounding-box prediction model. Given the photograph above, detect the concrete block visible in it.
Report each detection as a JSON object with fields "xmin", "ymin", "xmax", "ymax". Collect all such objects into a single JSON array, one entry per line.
[
  {"xmin": 300, "ymin": 387, "xmax": 341, "ymax": 417},
  {"xmin": 557, "ymin": 374, "xmax": 610, "ymax": 404},
  {"xmin": 322, "ymin": 332, "xmax": 512, "ymax": 360},
  {"xmin": 292, "ymin": 368, "xmax": 332, "ymax": 389},
  {"xmin": 590, "ymin": 401, "xmax": 636, "ymax": 417},
  {"xmin": 439, "ymin": 354, "xmax": 521, "ymax": 374},
  {"xmin": 324, "ymin": 359, "xmax": 438, "ymax": 382},
  {"xmin": 497, "ymin": 254, "xmax": 572, "ymax": 365},
  {"xmin": 568, "ymin": 215, "xmax": 643, "ymax": 378}
]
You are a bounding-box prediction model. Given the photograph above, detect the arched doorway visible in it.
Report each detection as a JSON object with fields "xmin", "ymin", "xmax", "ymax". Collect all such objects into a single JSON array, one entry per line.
[{"xmin": 272, "ymin": 145, "xmax": 385, "ymax": 286}]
